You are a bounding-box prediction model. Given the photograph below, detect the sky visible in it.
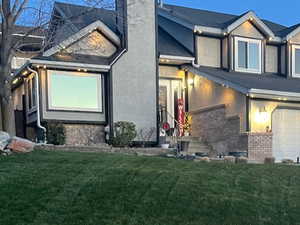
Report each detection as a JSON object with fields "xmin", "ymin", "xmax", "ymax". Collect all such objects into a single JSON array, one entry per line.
[
  {"xmin": 20, "ymin": 0, "xmax": 300, "ymax": 28},
  {"xmin": 162, "ymin": 0, "xmax": 300, "ymax": 27}
]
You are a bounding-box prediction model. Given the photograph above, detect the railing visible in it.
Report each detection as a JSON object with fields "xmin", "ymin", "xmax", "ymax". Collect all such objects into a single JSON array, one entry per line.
[{"xmin": 159, "ymin": 107, "xmax": 182, "ymax": 156}]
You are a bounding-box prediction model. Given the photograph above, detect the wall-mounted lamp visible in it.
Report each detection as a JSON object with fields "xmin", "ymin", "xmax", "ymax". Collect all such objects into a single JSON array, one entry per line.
[
  {"xmin": 188, "ymin": 77, "xmax": 195, "ymax": 87},
  {"xmin": 255, "ymin": 107, "xmax": 269, "ymax": 123}
]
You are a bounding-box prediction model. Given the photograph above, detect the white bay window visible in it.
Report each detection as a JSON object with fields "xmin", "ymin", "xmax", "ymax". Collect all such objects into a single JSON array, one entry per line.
[
  {"xmin": 235, "ymin": 37, "xmax": 262, "ymax": 73},
  {"xmin": 292, "ymin": 45, "xmax": 300, "ymax": 78},
  {"xmin": 47, "ymin": 70, "xmax": 103, "ymax": 112}
]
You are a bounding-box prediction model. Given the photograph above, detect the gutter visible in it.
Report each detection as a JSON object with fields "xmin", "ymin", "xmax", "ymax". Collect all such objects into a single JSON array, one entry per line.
[{"xmin": 27, "ymin": 66, "xmax": 47, "ymax": 143}]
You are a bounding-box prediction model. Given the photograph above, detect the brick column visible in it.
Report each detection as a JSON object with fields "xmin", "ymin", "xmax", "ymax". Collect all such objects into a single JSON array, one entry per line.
[{"xmin": 245, "ymin": 132, "xmax": 273, "ymax": 162}]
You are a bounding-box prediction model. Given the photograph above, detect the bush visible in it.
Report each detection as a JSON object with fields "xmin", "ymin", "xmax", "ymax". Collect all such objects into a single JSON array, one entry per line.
[
  {"xmin": 46, "ymin": 123, "xmax": 66, "ymax": 145},
  {"xmin": 111, "ymin": 121, "xmax": 137, "ymax": 147}
]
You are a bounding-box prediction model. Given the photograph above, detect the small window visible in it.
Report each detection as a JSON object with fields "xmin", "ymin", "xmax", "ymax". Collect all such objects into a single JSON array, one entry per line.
[
  {"xmin": 27, "ymin": 75, "xmax": 37, "ymax": 112},
  {"xmin": 47, "ymin": 70, "xmax": 103, "ymax": 112},
  {"xmin": 235, "ymin": 37, "xmax": 261, "ymax": 73},
  {"xmin": 292, "ymin": 45, "xmax": 300, "ymax": 77}
]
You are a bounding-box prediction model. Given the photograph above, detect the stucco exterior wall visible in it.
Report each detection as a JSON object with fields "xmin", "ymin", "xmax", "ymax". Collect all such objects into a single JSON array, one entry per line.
[
  {"xmin": 266, "ymin": 45, "xmax": 278, "ymax": 73},
  {"xmin": 197, "ymin": 36, "xmax": 221, "ymax": 68},
  {"xmin": 39, "ymin": 69, "xmax": 106, "ymax": 123},
  {"xmin": 281, "ymin": 45, "xmax": 286, "ymax": 75},
  {"xmin": 231, "ymin": 21, "xmax": 264, "ymax": 39},
  {"xmin": 159, "ymin": 65, "xmax": 184, "ymax": 79},
  {"xmin": 65, "ymin": 31, "xmax": 117, "ymax": 57},
  {"xmin": 250, "ymin": 99, "xmax": 300, "ymax": 132},
  {"xmin": 222, "ymin": 38, "xmax": 228, "ymax": 69},
  {"xmin": 290, "ymin": 32, "xmax": 300, "ymax": 43},
  {"xmin": 112, "ymin": 0, "xmax": 157, "ymax": 141},
  {"xmin": 188, "ymin": 72, "xmax": 247, "ymax": 131}
]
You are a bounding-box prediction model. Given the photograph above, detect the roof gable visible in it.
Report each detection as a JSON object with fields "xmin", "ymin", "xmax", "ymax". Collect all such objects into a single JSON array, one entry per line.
[
  {"xmin": 43, "ymin": 20, "xmax": 120, "ymax": 57},
  {"xmin": 225, "ymin": 11, "xmax": 274, "ymax": 38}
]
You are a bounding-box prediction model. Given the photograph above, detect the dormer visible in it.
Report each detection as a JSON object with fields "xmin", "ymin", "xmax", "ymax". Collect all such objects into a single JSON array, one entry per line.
[{"xmin": 281, "ymin": 24, "xmax": 300, "ymax": 78}]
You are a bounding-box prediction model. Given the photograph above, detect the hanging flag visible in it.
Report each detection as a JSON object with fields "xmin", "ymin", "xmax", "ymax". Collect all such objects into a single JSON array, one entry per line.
[{"xmin": 178, "ymin": 99, "xmax": 185, "ymax": 136}]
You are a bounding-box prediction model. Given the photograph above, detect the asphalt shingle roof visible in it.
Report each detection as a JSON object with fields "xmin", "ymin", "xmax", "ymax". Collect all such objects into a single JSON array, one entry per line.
[
  {"xmin": 161, "ymin": 4, "xmax": 288, "ymax": 36},
  {"xmin": 158, "ymin": 26, "xmax": 193, "ymax": 57},
  {"xmin": 187, "ymin": 66, "xmax": 300, "ymax": 93}
]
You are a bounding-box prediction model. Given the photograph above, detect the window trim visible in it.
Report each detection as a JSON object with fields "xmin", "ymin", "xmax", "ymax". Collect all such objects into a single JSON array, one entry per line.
[
  {"xmin": 234, "ymin": 37, "xmax": 262, "ymax": 74},
  {"xmin": 292, "ymin": 45, "xmax": 300, "ymax": 78},
  {"xmin": 47, "ymin": 70, "xmax": 103, "ymax": 113},
  {"xmin": 26, "ymin": 74, "xmax": 37, "ymax": 114}
]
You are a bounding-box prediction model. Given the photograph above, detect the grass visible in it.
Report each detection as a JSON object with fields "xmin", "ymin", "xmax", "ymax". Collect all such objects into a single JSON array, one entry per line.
[{"xmin": 1, "ymin": 151, "xmax": 300, "ymax": 225}]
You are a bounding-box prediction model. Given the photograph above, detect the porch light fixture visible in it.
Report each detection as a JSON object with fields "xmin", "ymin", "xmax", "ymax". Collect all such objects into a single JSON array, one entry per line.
[
  {"xmin": 255, "ymin": 107, "xmax": 268, "ymax": 123},
  {"xmin": 188, "ymin": 77, "xmax": 195, "ymax": 87},
  {"xmin": 12, "ymin": 78, "xmax": 19, "ymax": 85},
  {"xmin": 249, "ymin": 17, "xmax": 253, "ymax": 21}
]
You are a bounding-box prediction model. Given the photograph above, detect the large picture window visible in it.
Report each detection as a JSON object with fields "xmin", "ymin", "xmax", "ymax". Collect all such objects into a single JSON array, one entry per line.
[
  {"xmin": 47, "ymin": 70, "xmax": 103, "ymax": 112},
  {"xmin": 235, "ymin": 37, "xmax": 261, "ymax": 73},
  {"xmin": 292, "ymin": 45, "xmax": 300, "ymax": 77}
]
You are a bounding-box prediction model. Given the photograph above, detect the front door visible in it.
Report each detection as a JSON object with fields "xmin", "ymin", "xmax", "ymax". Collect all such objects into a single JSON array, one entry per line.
[{"xmin": 159, "ymin": 79, "xmax": 183, "ymax": 128}]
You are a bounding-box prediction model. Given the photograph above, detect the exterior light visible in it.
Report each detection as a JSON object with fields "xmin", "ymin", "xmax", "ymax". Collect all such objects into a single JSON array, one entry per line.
[
  {"xmin": 22, "ymin": 71, "xmax": 28, "ymax": 76},
  {"xmin": 43, "ymin": 65, "xmax": 47, "ymax": 69},
  {"xmin": 36, "ymin": 65, "xmax": 40, "ymax": 68},
  {"xmin": 255, "ymin": 107, "xmax": 269, "ymax": 123},
  {"xmin": 269, "ymin": 37, "xmax": 273, "ymax": 41},
  {"xmin": 77, "ymin": 68, "xmax": 81, "ymax": 72},
  {"xmin": 12, "ymin": 78, "xmax": 19, "ymax": 85},
  {"xmin": 188, "ymin": 77, "xmax": 195, "ymax": 86},
  {"xmin": 250, "ymin": 17, "xmax": 253, "ymax": 21},
  {"xmin": 198, "ymin": 30, "xmax": 202, "ymax": 34},
  {"xmin": 84, "ymin": 69, "xmax": 88, "ymax": 72},
  {"xmin": 223, "ymin": 32, "xmax": 227, "ymax": 36}
]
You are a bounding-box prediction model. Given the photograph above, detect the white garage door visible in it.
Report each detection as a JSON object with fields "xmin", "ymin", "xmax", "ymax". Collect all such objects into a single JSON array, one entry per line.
[{"xmin": 272, "ymin": 109, "xmax": 300, "ymax": 162}]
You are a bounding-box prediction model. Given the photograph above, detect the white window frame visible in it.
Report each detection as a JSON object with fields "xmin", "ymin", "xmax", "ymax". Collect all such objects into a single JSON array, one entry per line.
[
  {"xmin": 234, "ymin": 37, "xmax": 262, "ymax": 74},
  {"xmin": 47, "ymin": 70, "xmax": 103, "ymax": 113},
  {"xmin": 292, "ymin": 45, "xmax": 300, "ymax": 78}
]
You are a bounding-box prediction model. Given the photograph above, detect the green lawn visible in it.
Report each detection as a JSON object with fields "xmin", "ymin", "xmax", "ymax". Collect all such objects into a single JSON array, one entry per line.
[{"xmin": 1, "ymin": 151, "xmax": 300, "ymax": 225}]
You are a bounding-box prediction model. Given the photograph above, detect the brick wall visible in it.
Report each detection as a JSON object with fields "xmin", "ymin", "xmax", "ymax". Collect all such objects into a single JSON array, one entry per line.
[
  {"xmin": 190, "ymin": 104, "xmax": 244, "ymax": 155},
  {"xmin": 244, "ymin": 132, "xmax": 273, "ymax": 162},
  {"xmin": 64, "ymin": 124, "xmax": 105, "ymax": 146},
  {"xmin": 190, "ymin": 104, "xmax": 273, "ymax": 161}
]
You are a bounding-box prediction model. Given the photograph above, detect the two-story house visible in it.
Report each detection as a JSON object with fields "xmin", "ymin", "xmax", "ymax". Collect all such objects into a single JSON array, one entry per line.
[{"xmin": 12, "ymin": 0, "xmax": 300, "ymax": 162}]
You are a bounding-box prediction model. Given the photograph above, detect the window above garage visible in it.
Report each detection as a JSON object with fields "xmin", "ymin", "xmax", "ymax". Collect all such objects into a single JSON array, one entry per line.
[
  {"xmin": 234, "ymin": 37, "xmax": 262, "ymax": 74},
  {"xmin": 292, "ymin": 45, "xmax": 300, "ymax": 78},
  {"xmin": 47, "ymin": 70, "xmax": 103, "ymax": 113}
]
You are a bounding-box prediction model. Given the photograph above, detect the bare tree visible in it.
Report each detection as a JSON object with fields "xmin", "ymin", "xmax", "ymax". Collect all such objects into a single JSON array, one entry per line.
[{"xmin": 0, "ymin": 0, "xmax": 113, "ymax": 134}]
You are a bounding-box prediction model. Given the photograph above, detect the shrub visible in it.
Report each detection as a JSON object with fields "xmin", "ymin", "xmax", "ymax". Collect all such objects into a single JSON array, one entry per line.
[
  {"xmin": 46, "ymin": 123, "xmax": 66, "ymax": 145},
  {"xmin": 264, "ymin": 157, "xmax": 275, "ymax": 164},
  {"xmin": 111, "ymin": 121, "xmax": 137, "ymax": 147}
]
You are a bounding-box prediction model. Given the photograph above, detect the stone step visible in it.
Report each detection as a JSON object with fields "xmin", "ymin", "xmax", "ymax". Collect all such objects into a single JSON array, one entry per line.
[
  {"xmin": 187, "ymin": 147, "xmax": 210, "ymax": 154},
  {"xmin": 180, "ymin": 136, "xmax": 203, "ymax": 142}
]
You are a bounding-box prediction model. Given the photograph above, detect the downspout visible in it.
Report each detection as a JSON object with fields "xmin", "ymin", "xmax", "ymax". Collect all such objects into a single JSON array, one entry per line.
[
  {"xmin": 192, "ymin": 58, "xmax": 200, "ymax": 68},
  {"xmin": 27, "ymin": 66, "xmax": 47, "ymax": 143}
]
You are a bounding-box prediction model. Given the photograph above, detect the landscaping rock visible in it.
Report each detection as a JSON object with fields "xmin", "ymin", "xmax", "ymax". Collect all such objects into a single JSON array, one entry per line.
[
  {"xmin": 224, "ymin": 156, "xmax": 235, "ymax": 163},
  {"xmin": 0, "ymin": 131, "xmax": 10, "ymax": 150},
  {"xmin": 236, "ymin": 157, "xmax": 248, "ymax": 164},
  {"xmin": 7, "ymin": 137, "xmax": 35, "ymax": 153},
  {"xmin": 1, "ymin": 149, "xmax": 12, "ymax": 156},
  {"xmin": 282, "ymin": 159, "xmax": 294, "ymax": 164},
  {"xmin": 264, "ymin": 157, "xmax": 275, "ymax": 164},
  {"xmin": 194, "ymin": 157, "xmax": 210, "ymax": 163}
]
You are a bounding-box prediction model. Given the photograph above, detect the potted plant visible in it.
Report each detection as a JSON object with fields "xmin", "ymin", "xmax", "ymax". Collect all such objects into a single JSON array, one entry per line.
[{"xmin": 183, "ymin": 113, "xmax": 192, "ymax": 136}]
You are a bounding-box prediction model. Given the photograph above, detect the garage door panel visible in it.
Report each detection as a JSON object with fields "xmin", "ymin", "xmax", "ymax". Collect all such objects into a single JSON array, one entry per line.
[{"xmin": 272, "ymin": 109, "xmax": 300, "ymax": 162}]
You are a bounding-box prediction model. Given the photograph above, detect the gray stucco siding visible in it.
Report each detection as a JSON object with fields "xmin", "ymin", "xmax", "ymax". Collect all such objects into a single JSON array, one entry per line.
[
  {"xmin": 112, "ymin": 0, "xmax": 157, "ymax": 141},
  {"xmin": 197, "ymin": 36, "xmax": 221, "ymax": 68},
  {"xmin": 188, "ymin": 73, "xmax": 247, "ymax": 131},
  {"xmin": 231, "ymin": 21, "xmax": 264, "ymax": 39},
  {"xmin": 266, "ymin": 45, "xmax": 278, "ymax": 73}
]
